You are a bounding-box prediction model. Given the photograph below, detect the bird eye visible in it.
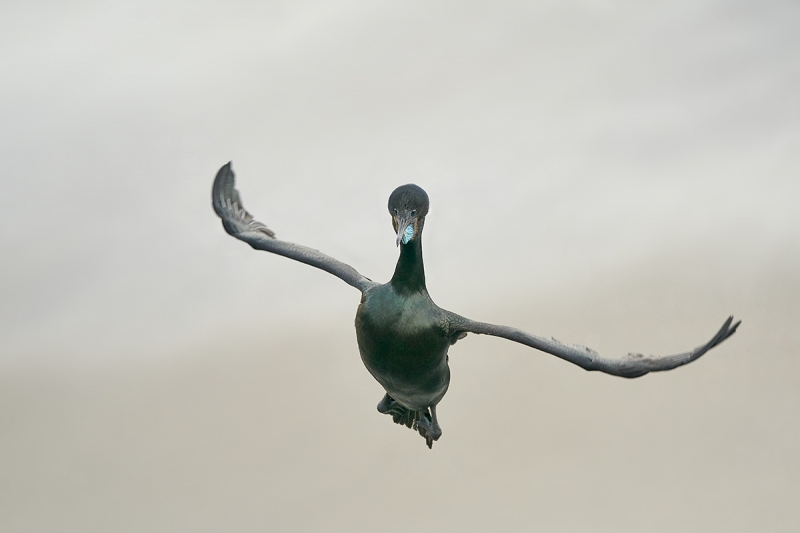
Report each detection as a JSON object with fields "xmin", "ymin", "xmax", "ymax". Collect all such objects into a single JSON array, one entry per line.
[
  {"xmin": 393, "ymin": 208, "xmax": 398, "ymax": 215},
  {"xmin": 411, "ymin": 210, "xmax": 417, "ymax": 217}
]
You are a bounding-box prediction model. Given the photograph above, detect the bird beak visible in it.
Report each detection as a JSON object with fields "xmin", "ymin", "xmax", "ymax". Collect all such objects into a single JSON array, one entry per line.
[{"xmin": 395, "ymin": 216, "xmax": 414, "ymax": 247}]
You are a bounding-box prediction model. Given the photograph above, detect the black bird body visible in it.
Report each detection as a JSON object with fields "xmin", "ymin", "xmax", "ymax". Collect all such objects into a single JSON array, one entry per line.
[
  {"xmin": 356, "ymin": 280, "xmax": 450, "ymax": 412},
  {"xmin": 211, "ymin": 162, "xmax": 740, "ymax": 449}
]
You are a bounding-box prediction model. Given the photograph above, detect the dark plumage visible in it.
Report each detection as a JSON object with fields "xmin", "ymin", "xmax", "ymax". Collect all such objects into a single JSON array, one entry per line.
[{"xmin": 212, "ymin": 162, "xmax": 740, "ymax": 449}]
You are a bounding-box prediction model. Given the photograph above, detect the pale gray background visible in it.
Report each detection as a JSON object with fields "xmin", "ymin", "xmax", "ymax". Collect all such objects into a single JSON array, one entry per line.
[{"xmin": 1, "ymin": 1, "xmax": 798, "ymax": 531}]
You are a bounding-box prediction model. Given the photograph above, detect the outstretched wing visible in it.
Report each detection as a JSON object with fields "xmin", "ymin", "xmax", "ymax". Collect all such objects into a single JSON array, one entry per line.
[
  {"xmin": 445, "ymin": 312, "xmax": 740, "ymax": 378},
  {"xmin": 212, "ymin": 162, "xmax": 377, "ymax": 293}
]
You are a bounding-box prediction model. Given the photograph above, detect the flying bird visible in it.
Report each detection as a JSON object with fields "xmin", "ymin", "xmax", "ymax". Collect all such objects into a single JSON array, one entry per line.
[{"xmin": 212, "ymin": 163, "xmax": 740, "ymax": 449}]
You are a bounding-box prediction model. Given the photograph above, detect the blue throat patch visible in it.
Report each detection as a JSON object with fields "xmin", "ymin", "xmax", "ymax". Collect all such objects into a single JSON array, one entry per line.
[{"xmin": 402, "ymin": 224, "xmax": 415, "ymax": 244}]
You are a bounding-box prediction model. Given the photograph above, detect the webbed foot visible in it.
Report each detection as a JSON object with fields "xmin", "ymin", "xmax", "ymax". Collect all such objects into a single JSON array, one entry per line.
[
  {"xmin": 377, "ymin": 393, "xmax": 415, "ymax": 427},
  {"xmin": 415, "ymin": 405, "xmax": 442, "ymax": 449},
  {"xmin": 377, "ymin": 394, "xmax": 442, "ymax": 449}
]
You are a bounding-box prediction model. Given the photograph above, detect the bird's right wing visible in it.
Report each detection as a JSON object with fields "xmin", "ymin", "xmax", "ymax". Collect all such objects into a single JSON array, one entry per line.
[
  {"xmin": 443, "ymin": 311, "xmax": 739, "ymax": 378},
  {"xmin": 212, "ymin": 162, "xmax": 377, "ymax": 294}
]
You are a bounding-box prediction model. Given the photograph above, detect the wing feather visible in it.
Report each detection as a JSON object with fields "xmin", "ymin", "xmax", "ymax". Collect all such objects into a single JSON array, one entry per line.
[
  {"xmin": 445, "ymin": 312, "xmax": 740, "ymax": 378},
  {"xmin": 212, "ymin": 162, "xmax": 377, "ymax": 293}
]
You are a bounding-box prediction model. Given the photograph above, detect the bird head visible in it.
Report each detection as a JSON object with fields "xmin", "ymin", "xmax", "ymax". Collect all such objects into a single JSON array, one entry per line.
[{"xmin": 388, "ymin": 184, "xmax": 429, "ymax": 247}]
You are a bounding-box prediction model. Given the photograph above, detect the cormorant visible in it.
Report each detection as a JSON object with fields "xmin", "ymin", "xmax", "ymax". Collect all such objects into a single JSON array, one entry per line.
[{"xmin": 212, "ymin": 162, "xmax": 740, "ymax": 449}]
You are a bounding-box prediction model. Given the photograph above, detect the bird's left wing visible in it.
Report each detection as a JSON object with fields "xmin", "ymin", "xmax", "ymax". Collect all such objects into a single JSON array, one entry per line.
[
  {"xmin": 443, "ymin": 311, "xmax": 739, "ymax": 378},
  {"xmin": 212, "ymin": 162, "xmax": 377, "ymax": 293}
]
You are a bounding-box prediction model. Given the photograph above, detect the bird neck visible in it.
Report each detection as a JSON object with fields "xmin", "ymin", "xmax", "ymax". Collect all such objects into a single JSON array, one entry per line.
[{"xmin": 391, "ymin": 237, "xmax": 426, "ymax": 294}]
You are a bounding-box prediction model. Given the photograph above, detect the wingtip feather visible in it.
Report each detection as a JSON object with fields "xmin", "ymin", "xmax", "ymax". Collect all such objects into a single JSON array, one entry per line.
[
  {"xmin": 211, "ymin": 162, "xmax": 277, "ymax": 239},
  {"xmin": 713, "ymin": 315, "xmax": 740, "ymax": 348},
  {"xmin": 212, "ymin": 161, "xmax": 236, "ymax": 218},
  {"xmin": 727, "ymin": 317, "xmax": 741, "ymax": 339}
]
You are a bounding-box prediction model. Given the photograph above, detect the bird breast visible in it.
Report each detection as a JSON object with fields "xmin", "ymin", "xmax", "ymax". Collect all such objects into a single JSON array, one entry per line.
[{"xmin": 355, "ymin": 284, "xmax": 450, "ymax": 396}]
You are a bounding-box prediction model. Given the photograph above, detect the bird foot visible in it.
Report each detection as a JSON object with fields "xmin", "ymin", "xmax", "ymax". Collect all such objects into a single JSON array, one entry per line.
[
  {"xmin": 377, "ymin": 394, "xmax": 442, "ymax": 449},
  {"xmin": 377, "ymin": 393, "xmax": 416, "ymax": 428},
  {"xmin": 415, "ymin": 409, "xmax": 442, "ymax": 449}
]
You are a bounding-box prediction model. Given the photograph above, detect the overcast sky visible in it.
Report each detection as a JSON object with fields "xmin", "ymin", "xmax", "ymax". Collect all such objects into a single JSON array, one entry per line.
[{"xmin": 1, "ymin": 1, "xmax": 798, "ymax": 531}]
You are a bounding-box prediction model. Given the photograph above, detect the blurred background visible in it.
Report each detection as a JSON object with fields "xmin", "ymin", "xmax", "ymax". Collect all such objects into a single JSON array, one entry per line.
[{"xmin": 1, "ymin": 1, "xmax": 798, "ymax": 531}]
